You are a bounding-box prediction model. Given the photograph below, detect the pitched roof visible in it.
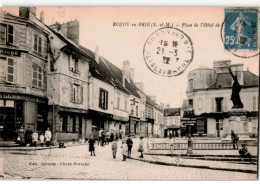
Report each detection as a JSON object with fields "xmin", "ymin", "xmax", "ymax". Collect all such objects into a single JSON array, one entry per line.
[
  {"xmin": 145, "ymin": 95, "xmax": 156, "ymax": 106},
  {"xmin": 208, "ymin": 71, "xmax": 259, "ymax": 89},
  {"xmin": 164, "ymin": 108, "xmax": 181, "ymax": 116},
  {"xmin": 101, "ymin": 58, "xmax": 140, "ymax": 98},
  {"xmin": 79, "ymin": 45, "xmax": 137, "ymax": 96}
]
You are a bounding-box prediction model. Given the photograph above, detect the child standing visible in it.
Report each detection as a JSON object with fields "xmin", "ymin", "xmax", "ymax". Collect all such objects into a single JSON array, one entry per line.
[
  {"xmin": 32, "ymin": 130, "xmax": 38, "ymax": 147},
  {"xmin": 39, "ymin": 133, "xmax": 44, "ymax": 147},
  {"xmin": 88, "ymin": 135, "xmax": 96, "ymax": 156},
  {"xmin": 111, "ymin": 138, "xmax": 118, "ymax": 159},
  {"xmin": 121, "ymin": 140, "xmax": 128, "ymax": 161}
]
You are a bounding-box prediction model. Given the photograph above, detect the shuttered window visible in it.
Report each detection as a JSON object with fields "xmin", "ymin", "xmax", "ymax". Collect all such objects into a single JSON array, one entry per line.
[
  {"xmin": 99, "ymin": 88, "xmax": 108, "ymax": 110},
  {"xmin": 32, "ymin": 64, "xmax": 43, "ymax": 88},
  {"xmin": 253, "ymin": 96, "xmax": 256, "ymax": 111},
  {"xmin": 70, "ymin": 83, "xmax": 83, "ymax": 104},
  {"xmin": 33, "ymin": 33, "xmax": 43, "ymax": 54},
  {"xmin": 6, "ymin": 58, "xmax": 14, "ymax": 83},
  {"xmin": 0, "ymin": 24, "xmax": 13, "ymax": 44}
]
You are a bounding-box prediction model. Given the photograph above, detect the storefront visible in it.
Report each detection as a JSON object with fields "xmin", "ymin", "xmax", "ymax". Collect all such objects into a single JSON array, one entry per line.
[
  {"xmin": 0, "ymin": 92, "xmax": 48, "ymax": 141},
  {"xmin": 126, "ymin": 116, "xmax": 140, "ymax": 136}
]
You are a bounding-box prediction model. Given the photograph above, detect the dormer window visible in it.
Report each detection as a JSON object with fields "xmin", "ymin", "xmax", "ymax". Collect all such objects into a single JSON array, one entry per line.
[{"xmin": 68, "ymin": 55, "xmax": 80, "ymax": 74}]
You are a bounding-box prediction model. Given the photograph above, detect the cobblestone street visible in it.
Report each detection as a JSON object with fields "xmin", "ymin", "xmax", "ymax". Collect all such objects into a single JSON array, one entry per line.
[{"xmin": 0, "ymin": 139, "xmax": 258, "ymax": 180}]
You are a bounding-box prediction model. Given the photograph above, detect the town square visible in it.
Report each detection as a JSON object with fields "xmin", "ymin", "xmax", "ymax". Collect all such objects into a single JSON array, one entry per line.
[{"xmin": 0, "ymin": 7, "xmax": 259, "ymax": 180}]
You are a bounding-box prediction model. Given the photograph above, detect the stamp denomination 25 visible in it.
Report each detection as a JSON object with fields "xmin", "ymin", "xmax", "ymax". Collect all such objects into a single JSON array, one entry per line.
[{"xmin": 143, "ymin": 27, "xmax": 193, "ymax": 77}]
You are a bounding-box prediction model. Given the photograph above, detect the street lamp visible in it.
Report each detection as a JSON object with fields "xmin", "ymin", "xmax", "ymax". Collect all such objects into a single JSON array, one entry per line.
[{"xmin": 187, "ymin": 126, "xmax": 193, "ymax": 154}]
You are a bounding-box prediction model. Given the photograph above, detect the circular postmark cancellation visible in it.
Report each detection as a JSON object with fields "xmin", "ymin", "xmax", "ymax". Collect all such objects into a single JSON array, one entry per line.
[
  {"xmin": 143, "ymin": 27, "xmax": 194, "ymax": 77},
  {"xmin": 221, "ymin": 8, "xmax": 260, "ymax": 58},
  {"xmin": 1, "ymin": 145, "xmax": 52, "ymax": 171}
]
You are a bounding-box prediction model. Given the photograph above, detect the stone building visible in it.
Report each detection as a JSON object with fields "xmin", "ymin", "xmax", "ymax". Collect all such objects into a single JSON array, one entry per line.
[
  {"xmin": 0, "ymin": 7, "xmax": 49, "ymax": 141},
  {"xmin": 184, "ymin": 60, "xmax": 258, "ymax": 138},
  {"xmin": 46, "ymin": 25, "xmax": 92, "ymax": 143},
  {"xmin": 164, "ymin": 108, "xmax": 181, "ymax": 137}
]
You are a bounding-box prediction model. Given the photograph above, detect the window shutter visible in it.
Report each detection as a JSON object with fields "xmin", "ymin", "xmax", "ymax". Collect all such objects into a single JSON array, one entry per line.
[
  {"xmin": 6, "ymin": 58, "xmax": 14, "ymax": 83},
  {"xmin": 7, "ymin": 25, "xmax": 13, "ymax": 44},
  {"xmin": 80, "ymin": 86, "xmax": 83, "ymax": 104},
  {"xmin": 222, "ymin": 97, "xmax": 227, "ymax": 112},
  {"xmin": 211, "ymin": 98, "xmax": 215, "ymax": 112},
  {"xmin": 14, "ymin": 27, "xmax": 19, "ymax": 46},
  {"xmin": 105, "ymin": 91, "xmax": 108, "ymax": 110},
  {"xmin": 70, "ymin": 83, "xmax": 74, "ymax": 102},
  {"xmin": 99, "ymin": 89, "xmax": 102, "ymax": 108},
  {"xmin": 43, "ymin": 37, "xmax": 48, "ymax": 59}
]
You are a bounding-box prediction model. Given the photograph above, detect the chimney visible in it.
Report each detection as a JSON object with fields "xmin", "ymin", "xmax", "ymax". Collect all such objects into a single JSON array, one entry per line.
[
  {"xmin": 95, "ymin": 46, "xmax": 99, "ymax": 64},
  {"xmin": 122, "ymin": 60, "xmax": 130, "ymax": 82},
  {"xmin": 49, "ymin": 20, "xmax": 80, "ymax": 45},
  {"xmin": 130, "ymin": 68, "xmax": 134, "ymax": 81},
  {"xmin": 135, "ymin": 82, "xmax": 144, "ymax": 91},
  {"xmin": 19, "ymin": 7, "xmax": 36, "ymax": 20},
  {"xmin": 40, "ymin": 11, "xmax": 45, "ymax": 23}
]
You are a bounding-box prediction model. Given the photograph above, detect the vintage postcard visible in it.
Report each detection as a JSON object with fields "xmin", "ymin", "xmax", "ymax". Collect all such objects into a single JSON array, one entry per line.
[{"xmin": 0, "ymin": 7, "xmax": 259, "ymax": 180}]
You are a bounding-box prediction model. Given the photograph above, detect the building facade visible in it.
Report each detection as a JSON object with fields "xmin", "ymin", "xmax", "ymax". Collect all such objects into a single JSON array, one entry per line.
[
  {"xmin": 184, "ymin": 60, "xmax": 259, "ymax": 138},
  {"xmin": 164, "ymin": 108, "xmax": 181, "ymax": 137},
  {"xmin": 0, "ymin": 7, "xmax": 49, "ymax": 141}
]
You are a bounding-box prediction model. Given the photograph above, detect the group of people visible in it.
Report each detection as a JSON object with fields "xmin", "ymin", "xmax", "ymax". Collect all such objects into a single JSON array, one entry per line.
[
  {"xmin": 17, "ymin": 126, "xmax": 52, "ymax": 147},
  {"xmin": 231, "ymin": 130, "xmax": 253, "ymax": 163},
  {"xmin": 97, "ymin": 129, "xmax": 125, "ymax": 147},
  {"xmin": 88, "ymin": 134, "xmax": 144, "ymax": 161}
]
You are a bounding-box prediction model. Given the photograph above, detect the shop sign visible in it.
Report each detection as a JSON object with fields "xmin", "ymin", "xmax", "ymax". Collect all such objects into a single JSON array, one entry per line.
[
  {"xmin": 0, "ymin": 93, "xmax": 46, "ymax": 103},
  {"xmin": 0, "ymin": 48, "xmax": 21, "ymax": 57}
]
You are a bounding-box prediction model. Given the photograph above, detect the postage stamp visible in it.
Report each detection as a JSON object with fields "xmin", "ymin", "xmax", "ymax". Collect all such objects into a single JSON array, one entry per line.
[
  {"xmin": 222, "ymin": 8, "xmax": 259, "ymax": 58},
  {"xmin": 143, "ymin": 27, "xmax": 193, "ymax": 77}
]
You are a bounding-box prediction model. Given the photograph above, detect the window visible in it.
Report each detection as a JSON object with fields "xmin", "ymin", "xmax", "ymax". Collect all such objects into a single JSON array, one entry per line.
[
  {"xmin": 189, "ymin": 79, "xmax": 193, "ymax": 91},
  {"xmin": 136, "ymin": 106, "xmax": 138, "ymax": 117},
  {"xmin": 99, "ymin": 88, "xmax": 108, "ymax": 110},
  {"xmin": 70, "ymin": 83, "xmax": 83, "ymax": 104},
  {"xmin": 117, "ymin": 96, "xmax": 120, "ymax": 109},
  {"xmin": 215, "ymin": 97, "xmax": 223, "ymax": 112},
  {"xmin": 124, "ymin": 99, "xmax": 127, "ymax": 111},
  {"xmin": 6, "ymin": 58, "xmax": 14, "ymax": 83},
  {"xmin": 69, "ymin": 55, "xmax": 80, "ymax": 73},
  {"xmin": 33, "ymin": 34, "xmax": 43, "ymax": 54},
  {"xmin": 72, "ymin": 115, "xmax": 76, "ymax": 132},
  {"xmin": 253, "ymin": 96, "xmax": 256, "ymax": 111},
  {"xmin": 32, "ymin": 64, "xmax": 43, "ymax": 88},
  {"xmin": 0, "ymin": 24, "xmax": 13, "ymax": 44},
  {"xmin": 188, "ymin": 99, "xmax": 193, "ymax": 108},
  {"xmin": 62, "ymin": 114, "xmax": 68, "ymax": 132}
]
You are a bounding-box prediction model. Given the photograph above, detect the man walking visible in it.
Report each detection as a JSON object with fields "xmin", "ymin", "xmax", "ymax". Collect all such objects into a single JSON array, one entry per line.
[
  {"xmin": 231, "ymin": 130, "xmax": 239, "ymax": 149},
  {"xmin": 126, "ymin": 135, "xmax": 133, "ymax": 158},
  {"xmin": 25, "ymin": 127, "xmax": 33, "ymax": 146},
  {"xmin": 45, "ymin": 127, "xmax": 52, "ymax": 147}
]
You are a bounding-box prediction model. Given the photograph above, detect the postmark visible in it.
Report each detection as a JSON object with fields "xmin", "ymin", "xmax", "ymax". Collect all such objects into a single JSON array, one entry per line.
[
  {"xmin": 143, "ymin": 27, "xmax": 194, "ymax": 77},
  {"xmin": 221, "ymin": 8, "xmax": 259, "ymax": 58}
]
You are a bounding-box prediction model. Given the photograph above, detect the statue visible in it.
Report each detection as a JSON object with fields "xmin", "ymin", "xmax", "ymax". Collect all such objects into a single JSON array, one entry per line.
[{"xmin": 228, "ymin": 67, "xmax": 243, "ymax": 108}]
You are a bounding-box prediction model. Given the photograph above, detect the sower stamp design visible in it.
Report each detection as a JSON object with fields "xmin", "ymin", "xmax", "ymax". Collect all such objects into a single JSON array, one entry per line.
[
  {"xmin": 222, "ymin": 8, "xmax": 259, "ymax": 58},
  {"xmin": 143, "ymin": 27, "xmax": 193, "ymax": 77}
]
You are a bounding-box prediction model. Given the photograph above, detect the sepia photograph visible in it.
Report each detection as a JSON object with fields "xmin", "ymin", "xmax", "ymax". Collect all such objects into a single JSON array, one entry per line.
[{"xmin": 0, "ymin": 5, "xmax": 259, "ymax": 180}]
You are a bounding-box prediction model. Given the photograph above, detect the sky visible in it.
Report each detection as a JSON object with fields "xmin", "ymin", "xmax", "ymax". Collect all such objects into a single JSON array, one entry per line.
[{"xmin": 2, "ymin": 7, "xmax": 259, "ymax": 108}]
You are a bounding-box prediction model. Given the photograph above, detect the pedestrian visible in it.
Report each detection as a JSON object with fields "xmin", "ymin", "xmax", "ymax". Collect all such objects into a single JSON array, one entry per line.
[
  {"xmin": 119, "ymin": 131, "xmax": 122, "ymax": 139},
  {"xmin": 110, "ymin": 131, "xmax": 114, "ymax": 142},
  {"xmin": 115, "ymin": 130, "xmax": 119, "ymax": 140},
  {"xmin": 25, "ymin": 127, "xmax": 33, "ymax": 146},
  {"xmin": 111, "ymin": 138, "xmax": 118, "ymax": 159},
  {"xmin": 88, "ymin": 135, "xmax": 96, "ymax": 156},
  {"xmin": 121, "ymin": 139, "xmax": 127, "ymax": 161},
  {"xmin": 98, "ymin": 128, "xmax": 103, "ymax": 146},
  {"xmin": 101, "ymin": 131, "xmax": 105, "ymax": 146},
  {"xmin": 239, "ymin": 144, "xmax": 253, "ymax": 163},
  {"xmin": 32, "ymin": 130, "xmax": 38, "ymax": 147},
  {"xmin": 126, "ymin": 135, "xmax": 133, "ymax": 158},
  {"xmin": 138, "ymin": 136, "xmax": 144, "ymax": 158},
  {"xmin": 169, "ymin": 135, "xmax": 174, "ymax": 152},
  {"xmin": 39, "ymin": 133, "xmax": 44, "ymax": 147},
  {"xmin": 169, "ymin": 132, "xmax": 172, "ymax": 139},
  {"xmin": 105, "ymin": 130, "xmax": 110, "ymax": 145},
  {"xmin": 231, "ymin": 130, "xmax": 239, "ymax": 149},
  {"xmin": 45, "ymin": 127, "xmax": 52, "ymax": 147},
  {"xmin": 17, "ymin": 125, "xmax": 25, "ymax": 146}
]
